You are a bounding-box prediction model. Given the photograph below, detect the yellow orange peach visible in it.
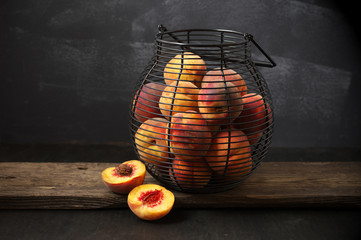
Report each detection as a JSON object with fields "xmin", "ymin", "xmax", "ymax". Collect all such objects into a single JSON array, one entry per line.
[
  {"xmin": 206, "ymin": 130, "xmax": 252, "ymax": 177},
  {"xmin": 164, "ymin": 52, "xmax": 207, "ymax": 88},
  {"xmin": 158, "ymin": 81, "xmax": 199, "ymax": 119},
  {"xmin": 170, "ymin": 157, "xmax": 212, "ymax": 188},
  {"xmin": 134, "ymin": 118, "xmax": 169, "ymax": 166}
]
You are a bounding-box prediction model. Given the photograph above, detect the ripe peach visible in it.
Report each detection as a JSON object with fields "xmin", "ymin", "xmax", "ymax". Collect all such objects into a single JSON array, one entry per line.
[
  {"xmin": 233, "ymin": 93, "xmax": 271, "ymax": 145},
  {"xmin": 163, "ymin": 52, "xmax": 207, "ymax": 88},
  {"xmin": 134, "ymin": 118, "xmax": 169, "ymax": 166},
  {"xmin": 206, "ymin": 130, "xmax": 252, "ymax": 177},
  {"xmin": 198, "ymin": 70, "xmax": 244, "ymax": 126},
  {"xmin": 207, "ymin": 68, "xmax": 248, "ymax": 96},
  {"xmin": 170, "ymin": 157, "xmax": 212, "ymax": 188},
  {"xmin": 128, "ymin": 184, "xmax": 175, "ymax": 221},
  {"xmin": 133, "ymin": 82, "xmax": 165, "ymax": 123},
  {"xmin": 158, "ymin": 81, "xmax": 199, "ymax": 119},
  {"xmin": 169, "ymin": 110, "xmax": 212, "ymax": 160},
  {"xmin": 102, "ymin": 160, "xmax": 146, "ymax": 194},
  {"xmin": 265, "ymin": 102, "xmax": 273, "ymax": 126}
]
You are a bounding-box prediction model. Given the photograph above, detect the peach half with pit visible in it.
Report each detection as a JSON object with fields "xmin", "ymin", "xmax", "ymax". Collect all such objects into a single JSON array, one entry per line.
[
  {"xmin": 169, "ymin": 157, "xmax": 212, "ymax": 188},
  {"xmin": 127, "ymin": 184, "xmax": 175, "ymax": 221},
  {"xmin": 133, "ymin": 82, "xmax": 165, "ymax": 123},
  {"xmin": 158, "ymin": 81, "xmax": 199, "ymax": 119},
  {"xmin": 198, "ymin": 70, "xmax": 244, "ymax": 126},
  {"xmin": 134, "ymin": 117, "xmax": 169, "ymax": 166},
  {"xmin": 169, "ymin": 110, "xmax": 212, "ymax": 160},
  {"xmin": 163, "ymin": 52, "xmax": 207, "ymax": 88},
  {"xmin": 233, "ymin": 93, "xmax": 272, "ymax": 145},
  {"xmin": 206, "ymin": 130, "xmax": 252, "ymax": 177},
  {"xmin": 102, "ymin": 160, "xmax": 146, "ymax": 194}
]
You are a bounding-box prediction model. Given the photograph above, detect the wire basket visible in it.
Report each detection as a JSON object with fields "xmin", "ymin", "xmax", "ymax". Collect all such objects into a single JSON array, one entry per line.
[{"xmin": 129, "ymin": 25, "xmax": 276, "ymax": 193}]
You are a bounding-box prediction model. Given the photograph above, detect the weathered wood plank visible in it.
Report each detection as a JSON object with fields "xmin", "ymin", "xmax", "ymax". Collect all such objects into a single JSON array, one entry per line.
[{"xmin": 0, "ymin": 162, "xmax": 360, "ymax": 209}]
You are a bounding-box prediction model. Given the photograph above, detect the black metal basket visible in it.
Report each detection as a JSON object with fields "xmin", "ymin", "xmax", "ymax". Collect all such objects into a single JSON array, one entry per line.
[{"xmin": 129, "ymin": 25, "xmax": 276, "ymax": 193}]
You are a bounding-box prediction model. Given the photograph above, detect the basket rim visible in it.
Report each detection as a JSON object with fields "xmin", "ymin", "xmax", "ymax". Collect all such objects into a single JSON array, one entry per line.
[{"xmin": 156, "ymin": 28, "xmax": 249, "ymax": 48}]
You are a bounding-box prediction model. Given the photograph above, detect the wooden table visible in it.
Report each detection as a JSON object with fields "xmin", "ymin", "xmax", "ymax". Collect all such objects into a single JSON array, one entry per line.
[
  {"xmin": 1, "ymin": 144, "xmax": 360, "ymax": 240},
  {"xmin": 1, "ymin": 161, "xmax": 360, "ymax": 209}
]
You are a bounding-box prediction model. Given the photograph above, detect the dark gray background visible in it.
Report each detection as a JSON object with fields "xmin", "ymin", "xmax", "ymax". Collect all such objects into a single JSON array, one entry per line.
[{"xmin": 1, "ymin": 0, "xmax": 360, "ymax": 148}]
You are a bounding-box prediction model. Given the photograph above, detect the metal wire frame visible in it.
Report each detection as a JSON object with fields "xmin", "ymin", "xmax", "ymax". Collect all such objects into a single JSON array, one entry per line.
[{"xmin": 129, "ymin": 25, "xmax": 275, "ymax": 193}]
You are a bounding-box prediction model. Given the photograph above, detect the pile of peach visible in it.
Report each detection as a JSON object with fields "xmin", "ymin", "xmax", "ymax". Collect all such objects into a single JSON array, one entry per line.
[{"xmin": 132, "ymin": 52, "xmax": 273, "ymax": 190}]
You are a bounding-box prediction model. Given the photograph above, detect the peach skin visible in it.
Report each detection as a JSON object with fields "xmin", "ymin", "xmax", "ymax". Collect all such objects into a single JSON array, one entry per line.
[
  {"xmin": 133, "ymin": 82, "xmax": 165, "ymax": 123},
  {"xmin": 159, "ymin": 81, "xmax": 199, "ymax": 119},
  {"xmin": 169, "ymin": 110, "xmax": 212, "ymax": 160},
  {"xmin": 170, "ymin": 157, "xmax": 212, "ymax": 188},
  {"xmin": 163, "ymin": 52, "xmax": 207, "ymax": 88},
  {"xmin": 198, "ymin": 70, "xmax": 244, "ymax": 126},
  {"xmin": 207, "ymin": 68, "xmax": 248, "ymax": 96},
  {"xmin": 206, "ymin": 129, "xmax": 252, "ymax": 177},
  {"xmin": 233, "ymin": 93, "xmax": 271, "ymax": 145},
  {"xmin": 134, "ymin": 118, "xmax": 169, "ymax": 166}
]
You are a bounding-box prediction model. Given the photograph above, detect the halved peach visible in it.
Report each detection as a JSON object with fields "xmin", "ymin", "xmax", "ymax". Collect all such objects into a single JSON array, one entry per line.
[
  {"xmin": 102, "ymin": 160, "xmax": 146, "ymax": 194},
  {"xmin": 128, "ymin": 184, "xmax": 175, "ymax": 221}
]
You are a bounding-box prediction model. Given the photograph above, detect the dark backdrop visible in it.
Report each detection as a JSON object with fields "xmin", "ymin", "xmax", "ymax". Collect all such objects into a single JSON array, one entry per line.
[{"xmin": 1, "ymin": 0, "xmax": 360, "ymax": 148}]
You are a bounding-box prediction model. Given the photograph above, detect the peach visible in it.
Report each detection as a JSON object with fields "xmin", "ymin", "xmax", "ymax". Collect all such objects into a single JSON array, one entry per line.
[
  {"xmin": 169, "ymin": 110, "xmax": 212, "ymax": 160},
  {"xmin": 208, "ymin": 68, "xmax": 248, "ymax": 96},
  {"xmin": 163, "ymin": 52, "xmax": 207, "ymax": 88},
  {"xmin": 206, "ymin": 130, "xmax": 252, "ymax": 177},
  {"xmin": 102, "ymin": 160, "xmax": 146, "ymax": 194},
  {"xmin": 169, "ymin": 157, "xmax": 212, "ymax": 188},
  {"xmin": 134, "ymin": 118, "xmax": 169, "ymax": 166},
  {"xmin": 133, "ymin": 82, "xmax": 165, "ymax": 123},
  {"xmin": 233, "ymin": 93, "xmax": 271, "ymax": 145},
  {"xmin": 198, "ymin": 70, "xmax": 244, "ymax": 126},
  {"xmin": 265, "ymin": 102, "xmax": 273, "ymax": 126},
  {"xmin": 158, "ymin": 81, "xmax": 199, "ymax": 119},
  {"xmin": 128, "ymin": 184, "xmax": 175, "ymax": 221}
]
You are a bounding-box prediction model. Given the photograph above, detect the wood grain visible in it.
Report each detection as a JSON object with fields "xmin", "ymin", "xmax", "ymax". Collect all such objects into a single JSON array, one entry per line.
[{"xmin": 0, "ymin": 162, "xmax": 360, "ymax": 209}]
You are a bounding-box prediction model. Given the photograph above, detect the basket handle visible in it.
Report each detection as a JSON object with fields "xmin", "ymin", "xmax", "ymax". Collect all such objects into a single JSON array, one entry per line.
[
  {"xmin": 158, "ymin": 25, "xmax": 276, "ymax": 68},
  {"xmin": 244, "ymin": 33, "xmax": 276, "ymax": 68}
]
